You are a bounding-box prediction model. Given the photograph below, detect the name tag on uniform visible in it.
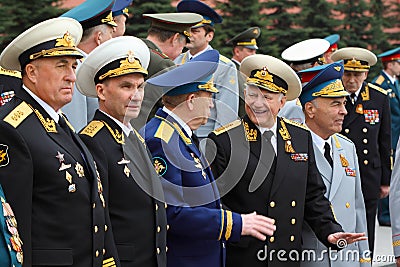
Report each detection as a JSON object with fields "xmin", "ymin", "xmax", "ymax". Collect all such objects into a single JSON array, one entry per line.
[
  {"xmin": 345, "ymin": 167, "xmax": 356, "ymax": 177},
  {"xmin": 363, "ymin": 109, "xmax": 379, "ymax": 124},
  {"xmin": 290, "ymin": 153, "xmax": 308, "ymax": 162}
]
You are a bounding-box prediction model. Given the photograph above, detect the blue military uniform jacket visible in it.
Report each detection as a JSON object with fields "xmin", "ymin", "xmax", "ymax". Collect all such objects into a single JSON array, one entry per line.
[
  {"xmin": 80, "ymin": 110, "xmax": 167, "ymax": 267},
  {"xmin": 174, "ymin": 46, "xmax": 239, "ymax": 137},
  {"xmin": 0, "ymin": 184, "xmax": 22, "ymax": 267},
  {"xmin": 141, "ymin": 108, "xmax": 242, "ymax": 267},
  {"xmin": 0, "ymin": 87, "xmax": 120, "ymax": 267},
  {"xmin": 301, "ymin": 134, "xmax": 370, "ymax": 267},
  {"xmin": 207, "ymin": 115, "xmax": 343, "ymax": 267},
  {"xmin": 341, "ymin": 82, "xmax": 392, "ymax": 200},
  {"xmin": 372, "ymin": 71, "xmax": 400, "ymax": 151}
]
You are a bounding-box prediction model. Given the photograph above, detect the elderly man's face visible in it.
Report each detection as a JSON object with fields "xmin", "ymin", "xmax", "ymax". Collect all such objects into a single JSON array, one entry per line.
[
  {"xmin": 244, "ymin": 85, "xmax": 286, "ymax": 128},
  {"xmin": 112, "ymin": 15, "xmax": 127, "ymax": 38},
  {"xmin": 97, "ymin": 73, "xmax": 145, "ymax": 124},
  {"xmin": 342, "ymin": 71, "xmax": 368, "ymax": 93},
  {"xmin": 27, "ymin": 56, "xmax": 78, "ymax": 111},
  {"xmin": 305, "ymin": 97, "xmax": 348, "ymax": 139}
]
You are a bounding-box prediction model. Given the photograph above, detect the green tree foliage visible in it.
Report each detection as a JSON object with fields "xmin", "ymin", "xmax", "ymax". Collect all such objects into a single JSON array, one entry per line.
[
  {"xmin": 299, "ymin": 0, "xmax": 340, "ymax": 39},
  {"xmin": 125, "ymin": 0, "xmax": 175, "ymax": 39},
  {"xmin": 260, "ymin": 0, "xmax": 305, "ymax": 58},
  {"xmin": 0, "ymin": 0, "xmax": 66, "ymax": 51},
  {"xmin": 214, "ymin": 0, "xmax": 267, "ymax": 57}
]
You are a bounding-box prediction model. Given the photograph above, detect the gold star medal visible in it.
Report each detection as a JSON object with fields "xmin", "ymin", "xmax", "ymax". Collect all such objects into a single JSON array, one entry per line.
[{"xmin": 75, "ymin": 162, "xmax": 85, "ymax": 177}]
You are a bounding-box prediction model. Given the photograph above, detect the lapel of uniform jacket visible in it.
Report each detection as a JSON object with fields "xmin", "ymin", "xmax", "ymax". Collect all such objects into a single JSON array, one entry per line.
[
  {"xmin": 312, "ymin": 142, "xmax": 333, "ymax": 198},
  {"xmin": 343, "ymin": 83, "xmax": 367, "ymax": 128},
  {"xmin": 16, "ymin": 87, "xmax": 84, "ymax": 164},
  {"xmin": 269, "ymin": 118, "xmax": 290, "ymax": 198},
  {"xmin": 328, "ymin": 134, "xmax": 344, "ymax": 200}
]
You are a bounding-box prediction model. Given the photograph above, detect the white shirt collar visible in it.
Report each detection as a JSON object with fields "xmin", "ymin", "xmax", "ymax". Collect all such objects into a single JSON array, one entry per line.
[
  {"xmin": 231, "ymin": 58, "xmax": 241, "ymax": 66},
  {"xmin": 257, "ymin": 122, "xmax": 278, "ymax": 155},
  {"xmin": 100, "ymin": 110, "xmax": 133, "ymax": 136},
  {"xmin": 22, "ymin": 84, "xmax": 60, "ymax": 122},
  {"xmin": 189, "ymin": 45, "xmax": 212, "ymax": 60},
  {"xmin": 309, "ymin": 129, "xmax": 332, "ymax": 156},
  {"xmin": 383, "ymin": 70, "xmax": 397, "ymax": 84},
  {"xmin": 162, "ymin": 106, "xmax": 192, "ymax": 137}
]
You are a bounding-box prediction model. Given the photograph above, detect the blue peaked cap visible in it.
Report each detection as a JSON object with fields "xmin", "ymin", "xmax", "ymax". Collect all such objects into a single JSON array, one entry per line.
[
  {"xmin": 177, "ymin": 0, "xmax": 222, "ymax": 27},
  {"xmin": 146, "ymin": 50, "xmax": 220, "ymax": 96},
  {"xmin": 298, "ymin": 61, "xmax": 348, "ymax": 106},
  {"xmin": 61, "ymin": 0, "xmax": 117, "ymax": 29},
  {"xmin": 112, "ymin": 0, "xmax": 132, "ymax": 17},
  {"xmin": 324, "ymin": 34, "xmax": 340, "ymax": 45}
]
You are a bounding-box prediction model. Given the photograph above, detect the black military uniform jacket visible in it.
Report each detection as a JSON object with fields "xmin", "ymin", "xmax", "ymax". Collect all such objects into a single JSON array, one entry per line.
[
  {"xmin": 341, "ymin": 82, "xmax": 391, "ymax": 200},
  {"xmin": 80, "ymin": 110, "xmax": 167, "ymax": 267},
  {"xmin": 0, "ymin": 87, "xmax": 119, "ymax": 267},
  {"xmin": 207, "ymin": 115, "xmax": 343, "ymax": 267},
  {"xmin": 133, "ymin": 39, "xmax": 176, "ymax": 130}
]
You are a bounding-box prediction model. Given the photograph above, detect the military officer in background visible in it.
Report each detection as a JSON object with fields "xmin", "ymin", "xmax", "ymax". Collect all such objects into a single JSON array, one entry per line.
[
  {"xmin": 323, "ymin": 34, "xmax": 340, "ymax": 64},
  {"xmin": 141, "ymin": 50, "xmax": 277, "ymax": 267},
  {"xmin": 0, "ymin": 184, "xmax": 22, "ymax": 267},
  {"xmin": 175, "ymin": 0, "xmax": 240, "ymax": 139},
  {"xmin": 390, "ymin": 138, "xmax": 400, "ymax": 267},
  {"xmin": 331, "ymin": 47, "xmax": 392, "ymax": 255},
  {"xmin": 372, "ymin": 47, "xmax": 400, "ymax": 227},
  {"xmin": 61, "ymin": 0, "xmax": 118, "ymax": 131},
  {"xmin": 226, "ymin": 26, "xmax": 261, "ymax": 117},
  {"xmin": 298, "ymin": 61, "xmax": 371, "ymax": 266},
  {"xmin": 206, "ymin": 54, "xmax": 366, "ymax": 267},
  {"xmin": 0, "ymin": 66, "xmax": 21, "ymax": 107},
  {"xmin": 78, "ymin": 36, "xmax": 167, "ymax": 267},
  {"xmin": 0, "ymin": 17, "xmax": 119, "ymax": 267},
  {"xmin": 278, "ymin": 38, "xmax": 330, "ymax": 123},
  {"xmin": 112, "ymin": 0, "xmax": 133, "ymax": 37},
  {"xmin": 132, "ymin": 12, "xmax": 202, "ymax": 129}
]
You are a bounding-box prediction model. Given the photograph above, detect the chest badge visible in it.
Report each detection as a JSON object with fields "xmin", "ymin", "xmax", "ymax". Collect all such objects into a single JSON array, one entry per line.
[{"xmin": 363, "ymin": 109, "xmax": 380, "ymax": 124}]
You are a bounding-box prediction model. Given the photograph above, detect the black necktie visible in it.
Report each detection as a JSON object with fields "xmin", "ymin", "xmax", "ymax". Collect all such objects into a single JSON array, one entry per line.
[
  {"xmin": 192, "ymin": 134, "xmax": 200, "ymax": 149},
  {"xmin": 349, "ymin": 93, "xmax": 356, "ymax": 105},
  {"xmin": 263, "ymin": 130, "xmax": 275, "ymax": 154},
  {"xmin": 59, "ymin": 115, "xmax": 72, "ymax": 137},
  {"xmin": 324, "ymin": 142, "xmax": 333, "ymax": 168}
]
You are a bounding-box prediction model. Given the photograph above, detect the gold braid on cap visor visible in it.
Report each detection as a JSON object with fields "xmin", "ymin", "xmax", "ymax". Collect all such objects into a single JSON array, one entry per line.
[
  {"xmin": 99, "ymin": 52, "xmax": 148, "ymax": 81},
  {"xmin": 29, "ymin": 32, "xmax": 80, "ymax": 60},
  {"xmin": 311, "ymin": 79, "xmax": 348, "ymax": 97},
  {"xmin": 344, "ymin": 58, "xmax": 370, "ymax": 71},
  {"xmin": 237, "ymin": 39, "xmax": 257, "ymax": 46},
  {"xmin": 246, "ymin": 67, "xmax": 287, "ymax": 95}
]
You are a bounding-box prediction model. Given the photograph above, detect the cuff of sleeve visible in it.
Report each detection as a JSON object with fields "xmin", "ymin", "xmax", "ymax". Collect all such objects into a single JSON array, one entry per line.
[
  {"xmin": 229, "ymin": 212, "xmax": 242, "ymax": 242},
  {"xmin": 393, "ymin": 239, "xmax": 400, "ymax": 256}
]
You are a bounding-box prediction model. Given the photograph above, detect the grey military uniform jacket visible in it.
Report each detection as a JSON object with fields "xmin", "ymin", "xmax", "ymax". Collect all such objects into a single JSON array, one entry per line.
[
  {"xmin": 390, "ymin": 138, "xmax": 400, "ymax": 257},
  {"xmin": 301, "ymin": 134, "xmax": 370, "ymax": 267}
]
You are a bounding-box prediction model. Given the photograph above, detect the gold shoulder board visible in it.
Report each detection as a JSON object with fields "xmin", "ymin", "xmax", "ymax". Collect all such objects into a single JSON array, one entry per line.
[
  {"xmin": 368, "ymin": 83, "xmax": 388, "ymax": 95},
  {"xmin": 213, "ymin": 120, "xmax": 241, "ymax": 136},
  {"xmin": 154, "ymin": 121, "xmax": 174, "ymax": 143},
  {"xmin": 80, "ymin": 120, "xmax": 104, "ymax": 137},
  {"xmin": 3, "ymin": 101, "xmax": 33, "ymax": 128},
  {"xmin": 375, "ymin": 75, "xmax": 385, "ymax": 85},
  {"xmin": 219, "ymin": 54, "xmax": 231, "ymax": 64},
  {"xmin": 0, "ymin": 66, "xmax": 21, "ymax": 78},
  {"xmin": 335, "ymin": 133, "xmax": 352, "ymax": 143},
  {"xmin": 282, "ymin": 117, "xmax": 308, "ymax": 130}
]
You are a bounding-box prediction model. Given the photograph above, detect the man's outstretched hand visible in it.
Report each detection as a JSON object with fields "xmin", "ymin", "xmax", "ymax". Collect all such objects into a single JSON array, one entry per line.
[{"xmin": 328, "ymin": 232, "xmax": 367, "ymax": 247}]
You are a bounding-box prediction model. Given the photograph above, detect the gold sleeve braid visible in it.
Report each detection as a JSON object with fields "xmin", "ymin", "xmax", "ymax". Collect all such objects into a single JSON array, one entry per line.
[
  {"xmin": 218, "ymin": 209, "xmax": 225, "ymax": 241},
  {"xmin": 225, "ymin": 210, "xmax": 233, "ymax": 240}
]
